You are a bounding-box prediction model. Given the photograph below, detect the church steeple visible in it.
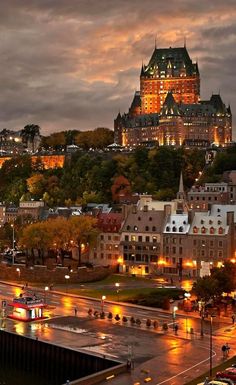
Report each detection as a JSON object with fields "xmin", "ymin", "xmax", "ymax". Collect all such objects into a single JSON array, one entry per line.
[{"xmin": 177, "ymin": 171, "xmax": 185, "ymax": 200}]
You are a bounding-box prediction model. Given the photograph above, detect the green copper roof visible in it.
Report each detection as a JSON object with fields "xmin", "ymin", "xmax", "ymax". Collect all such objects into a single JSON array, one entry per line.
[{"xmin": 143, "ymin": 46, "xmax": 198, "ymax": 77}]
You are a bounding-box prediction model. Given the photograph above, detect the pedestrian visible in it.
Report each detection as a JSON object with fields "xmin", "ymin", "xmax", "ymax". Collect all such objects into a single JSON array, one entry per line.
[
  {"xmin": 232, "ymin": 314, "xmax": 235, "ymax": 325},
  {"xmin": 222, "ymin": 344, "xmax": 227, "ymax": 358},
  {"xmin": 74, "ymin": 307, "xmax": 78, "ymax": 316},
  {"xmin": 203, "ymin": 377, "xmax": 209, "ymax": 385},
  {"xmin": 226, "ymin": 343, "xmax": 230, "ymax": 357},
  {"xmin": 174, "ymin": 324, "xmax": 178, "ymax": 335}
]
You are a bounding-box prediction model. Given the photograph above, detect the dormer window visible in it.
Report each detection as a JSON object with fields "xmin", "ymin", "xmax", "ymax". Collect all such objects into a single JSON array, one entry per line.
[
  {"xmin": 172, "ymin": 226, "xmax": 176, "ymax": 232},
  {"xmin": 201, "ymin": 219, "xmax": 204, "ymax": 224},
  {"xmin": 193, "ymin": 226, "xmax": 198, "ymax": 234},
  {"xmin": 209, "ymin": 220, "xmax": 213, "ymax": 225},
  {"xmin": 219, "ymin": 227, "xmax": 223, "ymax": 234},
  {"xmin": 166, "ymin": 226, "xmax": 170, "ymax": 232},
  {"xmin": 183, "ymin": 221, "xmax": 186, "ymax": 225},
  {"xmin": 179, "ymin": 226, "xmax": 183, "ymax": 232},
  {"xmin": 172, "ymin": 220, "xmax": 175, "ymax": 224},
  {"xmin": 127, "ymin": 225, "xmax": 130, "ymax": 230},
  {"xmin": 218, "ymin": 220, "xmax": 222, "ymax": 225},
  {"xmin": 210, "ymin": 227, "xmax": 215, "ymax": 234},
  {"xmin": 201, "ymin": 226, "xmax": 206, "ymax": 234}
]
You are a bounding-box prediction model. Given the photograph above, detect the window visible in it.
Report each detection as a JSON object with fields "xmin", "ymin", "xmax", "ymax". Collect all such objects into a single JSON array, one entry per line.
[
  {"xmin": 127, "ymin": 225, "xmax": 130, "ymax": 230},
  {"xmin": 145, "ymin": 226, "xmax": 149, "ymax": 231},
  {"xmin": 218, "ymin": 241, "xmax": 223, "ymax": 247},
  {"xmin": 149, "ymin": 217, "xmax": 152, "ymax": 221},
  {"xmin": 179, "ymin": 226, "xmax": 183, "ymax": 232},
  {"xmin": 152, "ymin": 226, "xmax": 156, "ymax": 231},
  {"xmin": 166, "ymin": 226, "xmax": 170, "ymax": 232},
  {"xmin": 108, "ymin": 235, "xmax": 111, "ymax": 241},
  {"xmin": 146, "ymin": 236, "xmax": 150, "ymax": 242},
  {"xmin": 100, "ymin": 235, "xmax": 104, "ymax": 240},
  {"xmin": 138, "ymin": 235, "xmax": 142, "ymax": 242},
  {"xmin": 125, "ymin": 235, "xmax": 129, "ymax": 241},
  {"xmin": 172, "ymin": 226, "xmax": 176, "ymax": 232},
  {"xmin": 172, "ymin": 246, "xmax": 176, "ymax": 254},
  {"xmin": 193, "ymin": 240, "xmax": 197, "ymax": 246},
  {"xmin": 166, "ymin": 246, "xmax": 169, "ymax": 253},
  {"xmin": 179, "ymin": 247, "xmax": 182, "ymax": 255},
  {"xmin": 153, "ymin": 236, "xmax": 157, "ymax": 243},
  {"xmin": 131, "ymin": 235, "xmax": 136, "ymax": 242}
]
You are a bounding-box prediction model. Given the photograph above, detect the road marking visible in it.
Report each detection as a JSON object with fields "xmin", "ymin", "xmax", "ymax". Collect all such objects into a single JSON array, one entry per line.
[{"xmin": 155, "ymin": 346, "xmax": 216, "ymax": 385}]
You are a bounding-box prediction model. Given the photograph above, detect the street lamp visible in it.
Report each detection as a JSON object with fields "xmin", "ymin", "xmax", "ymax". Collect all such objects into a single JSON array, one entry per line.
[
  {"xmin": 65, "ymin": 275, "xmax": 70, "ymax": 293},
  {"xmin": 44, "ymin": 286, "xmax": 49, "ymax": 304},
  {"xmin": 16, "ymin": 268, "xmax": 21, "ymax": 278},
  {"xmin": 101, "ymin": 295, "xmax": 106, "ymax": 313},
  {"xmin": 11, "ymin": 223, "xmax": 15, "ymax": 265},
  {"xmin": 199, "ymin": 300, "xmax": 205, "ymax": 337},
  {"xmin": 209, "ymin": 314, "xmax": 216, "ymax": 377},
  {"xmin": 172, "ymin": 306, "xmax": 178, "ymax": 330},
  {"xmin": 115, "ymin": 283, "xmax": 120, "ymax": 301}
]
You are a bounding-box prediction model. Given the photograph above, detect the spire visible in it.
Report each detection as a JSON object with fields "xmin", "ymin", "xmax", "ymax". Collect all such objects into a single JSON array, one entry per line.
[{"xmin": 177, "ymin": 171, "xmax": 185, "ymax": 200}]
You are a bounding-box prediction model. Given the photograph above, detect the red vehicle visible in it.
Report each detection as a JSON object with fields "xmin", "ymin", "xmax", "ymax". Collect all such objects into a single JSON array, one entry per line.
[{"xmin": 216, "ymin": 368, "xmax": 236, "ymax": 382}]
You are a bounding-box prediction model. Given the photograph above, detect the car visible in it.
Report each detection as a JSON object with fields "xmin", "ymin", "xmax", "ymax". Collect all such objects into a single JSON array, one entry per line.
[
  {"xmin": 216, "ymin": 379, "xmax": 234, "ymax": 385},
  {"xmin": 198, "ymin": 380, "xmax": 234, "ymax": 385},
  {"xmin": 216, "ymin": 368, "xmax": 236, "ymax": 382}
]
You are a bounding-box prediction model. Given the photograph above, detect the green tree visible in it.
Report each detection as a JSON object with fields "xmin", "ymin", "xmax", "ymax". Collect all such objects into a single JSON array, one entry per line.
[{"xmin": 20, "ymin": 124, "xmax": 40, "ymax": 153}]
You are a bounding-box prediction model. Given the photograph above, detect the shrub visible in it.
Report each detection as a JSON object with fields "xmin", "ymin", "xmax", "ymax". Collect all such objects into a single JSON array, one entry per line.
[
  {"xmin": 88, "ymin": 308, "xmax": 93, "ymax": 316},
  {"xmin": 94, "ymin": 310, "xmax": 99, "ymax": 318},
  {"xmin": 100, "ymin": 311, "xmax": 105, "ymax": 319},
  {"xmin": 162, "ymin": 322, "xmax": 168, "ymax": 331},
  {"xmin": 130, "ymin": 316, "xmax": 135, "ymax": 324},
  {"xmin": 122, "ymin": 316, "xmax": 128, "ymax": 323},
  {"xmin": 115, "ymin": 314, "xmax": 120, "ymax": 321},
  {"xmin": 146, "ymin": 318, "xmax": 151, "ymax": 327},
  {"xmin": 136, "ymin": 318, "xmax": 141, "ymax": 326},
  {"xmin": 153, "ymin": 320, "xmax": 158, "ymax": 329},
  {"xmin": 107, "ymin": 312, "xmax": 113, "ymax": 320}
]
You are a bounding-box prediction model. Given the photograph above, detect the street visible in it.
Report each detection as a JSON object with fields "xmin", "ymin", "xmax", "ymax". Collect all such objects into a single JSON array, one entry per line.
[{"xmin": 0, "ymin": 282, "xmax": 235, "ymax": 385}]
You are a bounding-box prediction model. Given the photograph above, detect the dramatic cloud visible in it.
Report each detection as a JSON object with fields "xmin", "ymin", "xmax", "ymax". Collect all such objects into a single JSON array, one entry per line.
[{"xmin": 0, "ymin": 1, "xmax": 235, "ymax": 137}]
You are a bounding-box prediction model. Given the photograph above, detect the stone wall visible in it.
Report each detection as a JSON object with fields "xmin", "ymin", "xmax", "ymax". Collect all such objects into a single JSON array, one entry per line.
[{"xmin": 0, "ymin": 264, "xmax": 116, "ymax": 284}]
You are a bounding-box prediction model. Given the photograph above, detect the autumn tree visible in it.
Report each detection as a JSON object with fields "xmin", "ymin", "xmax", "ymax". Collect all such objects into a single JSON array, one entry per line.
[{"xmin": 111, "ymin": 175, "xmax": 131, "ymax": 202}]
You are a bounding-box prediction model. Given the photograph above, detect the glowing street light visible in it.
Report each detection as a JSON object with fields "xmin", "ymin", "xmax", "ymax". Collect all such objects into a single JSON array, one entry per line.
[
  {"xmin": 16, "ymin": 268, "xmax": 21, "ymax": 278},
  {"xmin": 44, "ymin": 286, "xmax": 49, "ymax": 303},
  {"xmin": 172, "ymin": 306, "xmax": 178, "ymax": 330},
  {"xmin": 115, "ymin": 283, "xmax": 120, "ymax": 301},
  {"xmin": 101, "ymin": 295, "xmax": 106, "ymax": 312},
  {"xmin": 65, "ymin": 275, "xmax": 70, "ymax": 293}
]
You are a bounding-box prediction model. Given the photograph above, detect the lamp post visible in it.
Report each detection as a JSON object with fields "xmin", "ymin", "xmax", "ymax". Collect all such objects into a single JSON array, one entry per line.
[
  {"xmin": 184, "ymin": 292, "xmax": 191, "ymax": 333},
  {"xmin": 11, "ymin": 223, "xmax": 15, "ymax": 265},
  {"xmin": 172, "ymin": 306, "xmax": 178, "ymax": 330},
  {"xmin": 65, "ymin": 275, "xmax": 70, "ymax": 293},
  {"xmin": 44, "ymin": 286, "xmax": 49, "ymax": 304},
  {"xmin": 101, "ymin": 295, "xmax": 106, "ymax": 313},
  {"xmin": 115, "ymin": 283, "xmax": 120, "ymax": 302},
  {"xmin": 209, "ymin": 314, "xmax": 216, "ymax": 378}
]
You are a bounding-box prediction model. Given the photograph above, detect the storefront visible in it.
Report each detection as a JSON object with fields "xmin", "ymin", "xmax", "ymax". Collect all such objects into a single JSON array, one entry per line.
[{"xmin": 8, "ymin": 296, "xmax": 45, "ymax": 322}]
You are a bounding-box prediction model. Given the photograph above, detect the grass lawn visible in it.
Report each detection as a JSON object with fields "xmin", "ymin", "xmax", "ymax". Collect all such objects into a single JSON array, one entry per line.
[
  {"xmin": 69, "ymin": 286, "xmax": 157, "ymax": 301},
  {"xmin": 185, "ymin": 355, "xmax": 236, "ymax": 384},
  {"xmin": 84, "ymin": 273, "xmax": 160, "ymax": 286}
]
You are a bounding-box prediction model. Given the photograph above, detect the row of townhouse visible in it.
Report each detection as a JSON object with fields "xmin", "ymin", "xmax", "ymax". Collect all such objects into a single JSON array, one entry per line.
[{"xmin": 88, "ymin": 193, "xmax": 236, "ymax": 278}]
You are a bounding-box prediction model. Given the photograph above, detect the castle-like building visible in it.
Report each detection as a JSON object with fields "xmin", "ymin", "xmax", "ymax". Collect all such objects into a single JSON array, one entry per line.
[{"xmin": 114, "ymin": 44, "xmax": 232, "ymax": 148}]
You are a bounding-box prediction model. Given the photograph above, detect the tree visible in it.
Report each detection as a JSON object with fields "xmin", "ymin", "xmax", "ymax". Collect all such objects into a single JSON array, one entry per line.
[
  {"xmin": 192, "ymin": 276, "xmax": 219, "ymax": 301},
  {"xmin": 68, "ymin": 216, "xmax": 99, "ymax": 266},
  {"xmin": 20, "ymin": 221, "xmax": 53, "ymax": 265},
  {"xmin": 20, "ymin": 124, "xmax": 40, "ymax": 153},
  {"xmin": 26, "ymin": 174, "xmax": 46, "ymax": 198},
  {"xmin": 111, "ymin": 175, "xmax": 131, "ymax": 202}
]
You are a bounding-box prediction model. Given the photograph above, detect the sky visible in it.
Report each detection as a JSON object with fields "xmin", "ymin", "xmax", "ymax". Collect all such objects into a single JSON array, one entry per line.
[{"xmin": 0, "ymin": 0, "xmax": 235, "ymax": 136}]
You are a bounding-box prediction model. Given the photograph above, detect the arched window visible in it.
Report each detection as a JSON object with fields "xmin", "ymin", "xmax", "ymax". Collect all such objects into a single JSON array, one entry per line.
[
  {"xmin": 172, "ymin": 226, "xmax": 176, "ymax": 232},
  {"xmin": 138, "ymin": 216, "xmax": 141, "ymax": 221},
  {"xmin": 152, "ymin": 226, "xmax": 156, "ymax": 231},
  {"xmin": 145, "ymin": 226, "xmax": 149, "ymax": 231},
  {"xmin": 201, "ymin": 226, "xmax": 206, "ymax": 234},
  {"xmin": 166, "ymin": 226, "xmax": 170, "ymax": 232},
  {"xmin": 149, "ymin": 217, "xmax": 153, "ymax": 221},
  {"xmin": 179, "ymin": 226, "xmax": 183, "ymax": 232},
  {"xmin": 218, "ymin": 227, "xmax": 223, "ymax": 234},
  {"xmin": 193, "ymin": 226, "xmax": 198, "ymax": 234},
  {"xmin": 210, "ymin": 227, "xmax": 215, "ymax": 234},
  {"xmin": 127, "ymin": 225, "xmax": 130, "ymax": 230}
]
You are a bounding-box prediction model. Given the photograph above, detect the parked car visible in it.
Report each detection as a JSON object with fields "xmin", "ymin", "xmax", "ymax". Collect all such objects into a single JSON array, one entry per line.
[
  {"xmin": 216, "ymin": 368, "xmax": 236, "ymax": 382},
  {"xmin": 198, "ymin": 380, "xmax": 234, "ymax": 385},
  {"xmin": 216, "ymin": 379, "xmax": 234, "ymax": 385}
]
